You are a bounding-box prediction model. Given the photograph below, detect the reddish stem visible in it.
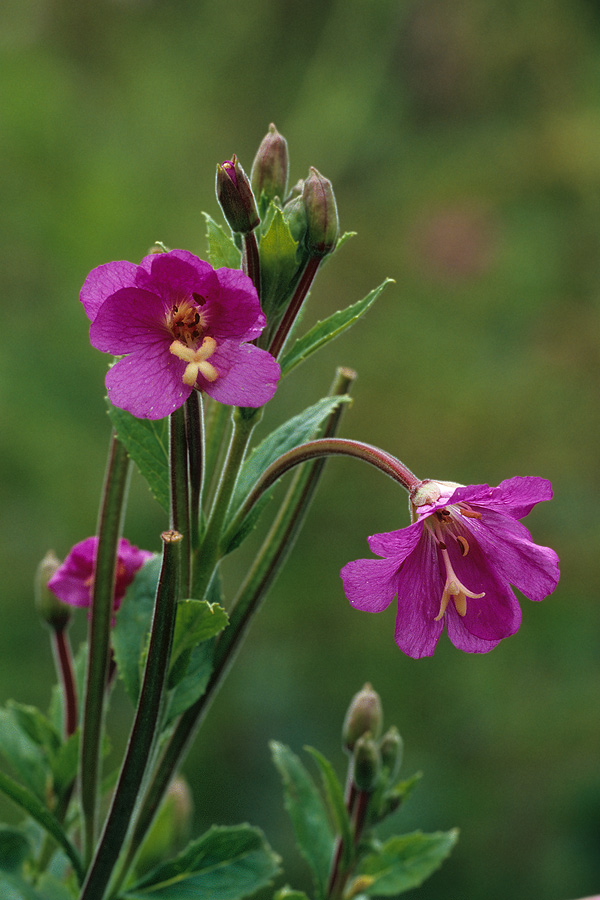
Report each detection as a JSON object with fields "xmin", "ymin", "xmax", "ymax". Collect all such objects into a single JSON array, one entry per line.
[{"xmin": 52, "ymin": 628, "xmax": 77, "ymax": 738}]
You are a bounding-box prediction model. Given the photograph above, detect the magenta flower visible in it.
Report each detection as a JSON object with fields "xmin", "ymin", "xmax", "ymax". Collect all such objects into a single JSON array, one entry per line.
[
  {"xmin": 48, "ymin": 537, "xmax": 152, "ymax": 612},
  {"xmin": 81, "ymin": 249, "xmax": 281, "ymax": 419},
  {"xmin": 340, "ymin": 476, "xmax": 559, "ymax": 659}
]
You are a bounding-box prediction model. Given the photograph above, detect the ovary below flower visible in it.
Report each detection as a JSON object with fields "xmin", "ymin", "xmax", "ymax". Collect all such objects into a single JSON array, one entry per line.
[{"xmin": 340, "ymin": 476, "xmax": 559, "ymax": 659}]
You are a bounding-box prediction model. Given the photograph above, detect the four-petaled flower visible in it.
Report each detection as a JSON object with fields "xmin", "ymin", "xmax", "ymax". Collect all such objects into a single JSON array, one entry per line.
[
  {"xmin": 48, "ymin": 537, "xmax": 153, "ymax": 612},
  {"xmin": 340, "ymin": 476, "xmax": 559, "ymax": 658},
  {"xmin": 81, "ymin": 249, "xmax": 281, "ymax": 419}
]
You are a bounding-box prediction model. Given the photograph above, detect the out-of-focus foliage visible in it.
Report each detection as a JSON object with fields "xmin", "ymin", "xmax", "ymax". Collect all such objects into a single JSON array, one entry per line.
[{"xmin": 1, "ymin": 1, "xmax": 599, "ymax": 898}]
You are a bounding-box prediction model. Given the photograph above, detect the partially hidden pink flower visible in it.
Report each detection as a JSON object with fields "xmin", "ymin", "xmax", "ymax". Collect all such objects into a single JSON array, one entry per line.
[
  {"xmin": 48, "ymin": 537, "xmax": 153, "ymax": 612},
  {"xmin": 340, "ymin": 476, "xmax": 559, "ymax": 659},
  {"xmin": 81, "ymin": 249, "xmax": 281, "ymax": 419}
]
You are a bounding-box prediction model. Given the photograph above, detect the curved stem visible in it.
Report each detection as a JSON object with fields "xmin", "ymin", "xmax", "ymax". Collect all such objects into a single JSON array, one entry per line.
[
  {"xmin": 79, "ymin": 531, "xmax": 182, "ymax": 900},
  {"xmin": 80, "ymin": 432, "xmax": 131, "ymax": 866},
  {"xmin": 223, "ymin": 438, "xmax": 419, "ymax": 550}
]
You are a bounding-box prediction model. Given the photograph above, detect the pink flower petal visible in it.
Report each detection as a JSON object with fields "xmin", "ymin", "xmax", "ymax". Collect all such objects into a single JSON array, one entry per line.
[
  {"xmin": 141, "ymin": 250, "xmax": 218, "ymax": 303},
  {"xmin": 202, "ymin": 341, "xmax": 280, "ymax": 407},
  {"xmin": 340, "ymin": 557, "xmax": 400, "ymax": 613},
  {"xmin": 90, "ymin": 289, "xmax": 169, "ymax": 354},
  {"xmin": 105, "ymin": 349, "xmax": 192, "ymax": 419},
  {"xmin": 393, "ymin": 529, "xmax": 445, "ymax": 658},
  {"xmin": 80, "ymin": 261, "xmax": 141, "ymax": 322}
]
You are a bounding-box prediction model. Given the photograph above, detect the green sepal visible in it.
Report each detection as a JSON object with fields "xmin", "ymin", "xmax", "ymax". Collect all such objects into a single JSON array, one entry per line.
[
  {"xmin": 124, "ymin": 824, "xmax": 280, "ymax": 900},
  {"xmin": 224, "ymin": 395, "xmax": 351, "ymax": 553},
  {"xmin": 270, "ymin": 741, "xmax": 333, "ymax": 900},
  {"xmin": 304, "ymin": 746, "xmax": 353, "ymax": 872},
  {"xmin": 280, "ymin": 278, "xmax": 393, "ymax": 377},
  {"xmin": 203, "ymin": 212, "xmax": 242, "ymax": 269},
  {"xmin": 0, "ymin": 827, "xmax": 32, "ymax": 873},
  {"xmin": 259, "ymin": 204, "xmax": 300, "ymax": 318},
  {"xmin": 112, "ymin": 555, "xmax": 161, "ymax": 705},
  {"xmin": 358, "ymin": 829, "xmax": 459, "ymax": 896},
  {"xmin": 167, "ymin": 599, "xmax": 229, "ymax": 689},
  {"xmin": 107, "ymin": 404, "xmax": 170, "ymax": 511}
]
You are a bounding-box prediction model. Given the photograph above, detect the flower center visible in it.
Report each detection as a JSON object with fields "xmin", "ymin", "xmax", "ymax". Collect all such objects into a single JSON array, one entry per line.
[
  {"xmin": 167, "ymin": 298, "xmax": 219, "ymax": 387},
  {"xmin": 430, "ymin": 510, "xmax": 485, "ymax": 621}
]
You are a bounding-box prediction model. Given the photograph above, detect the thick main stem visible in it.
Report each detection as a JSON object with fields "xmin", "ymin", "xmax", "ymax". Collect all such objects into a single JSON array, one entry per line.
[
  {"xmin": 79, "ymin": 531, "xmax": 182, "ymax": 900},
  {"xmin": 80, "ymin": 433, "xmax": 131, "ymax": 866}
]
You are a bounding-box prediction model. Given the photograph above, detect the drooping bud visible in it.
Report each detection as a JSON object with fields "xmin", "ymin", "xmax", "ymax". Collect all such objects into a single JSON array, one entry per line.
[
  {"xmin": 35, "ymin": 551, "xmax": 71, "ymax": 631},
  {"xmin": 302, "ymin": 166, "xmax": 339, "ymax": 258},
  {"xmin": 342, "ymin": 683, "xmax": 383, "ymax": 752},
  {"xmin": 216, "ymin": 155, "xmax": 260, "ymax": 234},
  {"xmin": 379, "ymin": 726, "xmax": 404, "ymax": 780},
  {"xmin": 251, "ymin": 123, "xmax": 289, "ymax": 208},
  {"xmin": 353, "ymin": 732, "xmax": 381, "ymax": 792}
]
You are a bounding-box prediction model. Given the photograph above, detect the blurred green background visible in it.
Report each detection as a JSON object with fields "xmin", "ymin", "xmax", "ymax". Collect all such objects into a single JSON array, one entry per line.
[{"xmin": 1, "ymin": 0, "xmax": 599, "ymax": 897}]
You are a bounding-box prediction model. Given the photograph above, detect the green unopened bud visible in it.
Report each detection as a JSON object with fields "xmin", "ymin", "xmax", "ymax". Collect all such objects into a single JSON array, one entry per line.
[
  {"xmin": 353, "ymin": 732, "xmax": 381, "ymax": 792},
  {"xmin": 216, "ymin": 155, "xmax": 260, "ymax": 234},
  {"xmin": 134, "ymin": 777, "xmax": 193, "ymax": 876},
  {"xmin": 302, "ymin": 166, "xmax": 339, "ymax": 258},
  {"xmin": 35, "ymin": 551, "xmax": 71, "ymax": 631},
  {"xmin": 342, "ymin": 683, "xmax": 383, "ymax": 751},
  {"xmin": 251, "ymin": 123, "xmax": 289, "ymax": 207},
  {"xmin": 282, "ymin": 194, "xmax": 308, "ymax": 247},
  {"xmin": 379, "ymin": 726, "xmax": 403, "ymax": 780}
]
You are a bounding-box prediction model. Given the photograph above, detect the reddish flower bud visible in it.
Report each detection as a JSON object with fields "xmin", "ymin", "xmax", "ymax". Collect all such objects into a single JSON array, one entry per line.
[
  {"xmin": 302, "ymin": 166, "xmax": 339, "ymax": 258},
  {"xmin": 342, "ymin": 683, "xmax": 383, "ymax": 751},
  {"xmin": 251, "ymin": 123, "xmax": 289, "ymax": 206},
  {"xmin": 216, "ymin": 155, "xmax": 260, "ymax": 234}
]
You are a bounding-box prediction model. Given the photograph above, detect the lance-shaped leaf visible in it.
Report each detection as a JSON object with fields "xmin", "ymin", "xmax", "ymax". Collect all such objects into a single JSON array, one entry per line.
[
  {"xmin": 358, "ymin": 829, "xmax": 459, "ymax": 895},
  {"xmin": 203, "ymin": 213, "xmax": 242, "ymax": 269},
  {"xmin": 167, "ymin": 599, "xmax": 229, "ymax": 689},
  {"xmin": 304, "ymin": 747, "xmax": 353, "ymax": 871},
  {"xmin": 124, "ymin": 824, "xmax": 280, "ymax": 899},
  {"xmin": 223, "ymin": 395, "xmax": 351, "ymax": 554},
  {"xmin": 0, "ymin": 708, "xmax": 49, "ymax": 801},
  {"xmin": 280, "ymin": 279, "xmax": 393, "ymax": 376},
  {"xmin": 270, "ymin": 742, "xmax": 333, "ymax": 899},
  {"xmin": 107, "ymin": 405, "xmax": 170, "ymax": 511},
  {"xmin": 112, "ymin": 555, "xmax": 161, "ymax": 705}
]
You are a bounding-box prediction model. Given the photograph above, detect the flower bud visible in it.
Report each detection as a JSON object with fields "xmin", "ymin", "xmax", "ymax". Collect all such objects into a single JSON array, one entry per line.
[
  {"xmin": 302, "ymin": 166, "xmax": 339, "ymax": 258},
  {"xmin": 35, "ymin": 551, "xmax": 71, "ymax": 631},
  {"xmin": 342, "ymin": 683, "xmax": 383, "ymax": 751},
  {"xmin": 379, "ymin": 726, "xmax": 403, "ymax": 780},
  {"xmin": 353, "ymin": 732, "xmax": 381, "ymax": 792},
  {"xmin": 216, "ymin": 155, "xmax": 260, "ymax": 234},
  {"xmin": 251, "ymin": 123, "xmax": 289, "ymax": 206}
]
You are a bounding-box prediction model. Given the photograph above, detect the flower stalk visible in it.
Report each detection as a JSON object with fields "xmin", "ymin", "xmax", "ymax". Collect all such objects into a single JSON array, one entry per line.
[{"xmin": 80, "ymin": 432, "xmax": 131, "ymax": 866}]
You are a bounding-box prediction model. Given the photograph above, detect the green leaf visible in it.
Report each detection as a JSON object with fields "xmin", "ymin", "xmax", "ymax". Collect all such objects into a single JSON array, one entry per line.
[
  {"xmin": 0, "ymin": 872, "xmax": 41, "ymax": 900},
  {"xmin": 0, "ymin": 827, "xmax": 31, "ymax": 873},
  {"xmin": 113, "ymin": 555, "xmax": 161, "ymax": 705},
  {"xmin": 359, "ymin": 830, "xmax": 459, "ymax": 896},
  {"xmin": 270, "ymin": 741, "xmax": 333, "ymax": 899},
  {"xmin": 280, "ymin": 279, "xmax": 393, "ymax": 376},
  {"xmin": 50, "ymin": 731, "xmax": 80, "ymax": 798},
  {"xmin": 304, "ymin": 747, "xmax": 353, "ymax": 871},
  {"xmin": 274, "ymin": 890, "xmax": 311, "ymax": 900},
  {"xmin": 107, "ymin": 405, "xmax": 170, "ymax": 511},
  {"xmin": 125, "ymin": 824, "xmax": 280, "ymax": 899},
  {"xmin": 0, "ymin": 770, "xmax": 83, "ymax": 882},
  {"xmin": 203, "ymin": 213, "xmax": 242, "ymax": 269},
  {"xmin": 0, "ymin": 708, "xmax": 49, "ymax": 801},
  {"xmin": 164, "ymin": 640, "xmax": 215, "ymax": 725},
  {"xmin": 259, "ymin": 206, "xmax": 300, "ymax": 315},
  {"xmin": 168, "ymin": 600, "xmax": 229, "ymax": 689},
  {"xmin": 6, "ymin": 703, "xmax": 61, "ymax": 759},
  {"xmin": 34, "ymin": 875, "xmax": 77, "ymax": 900}
]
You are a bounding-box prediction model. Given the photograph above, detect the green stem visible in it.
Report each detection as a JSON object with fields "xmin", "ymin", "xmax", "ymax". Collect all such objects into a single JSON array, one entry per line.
[
  {"xmin": 79, "ymin": 531, "xmax": 183, "ymax": 900},
  {"xmin": 223, "ymin": 437, "xmax": 419, "ymax": 549},
  {"xmin": 185, "ymin": 393, "xmax": 204, "ymax": 552},
  {"xmin": 113, "ymin": 370, "xmax": 354, "ymax": 887},
  {"xmin": 170, "ymin": 407, "xmax": 191, "ymax": 597},
  {"xmin": 191, "ymin": 407, "xmax": 257, "ymax": 598},
  {"xmin": 80, "ymin": 432, "xmax": 131, "ymax": 867},
  {"xmin": 243, "ymin": 231, "xmax": 261, "ymax": 295}
]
